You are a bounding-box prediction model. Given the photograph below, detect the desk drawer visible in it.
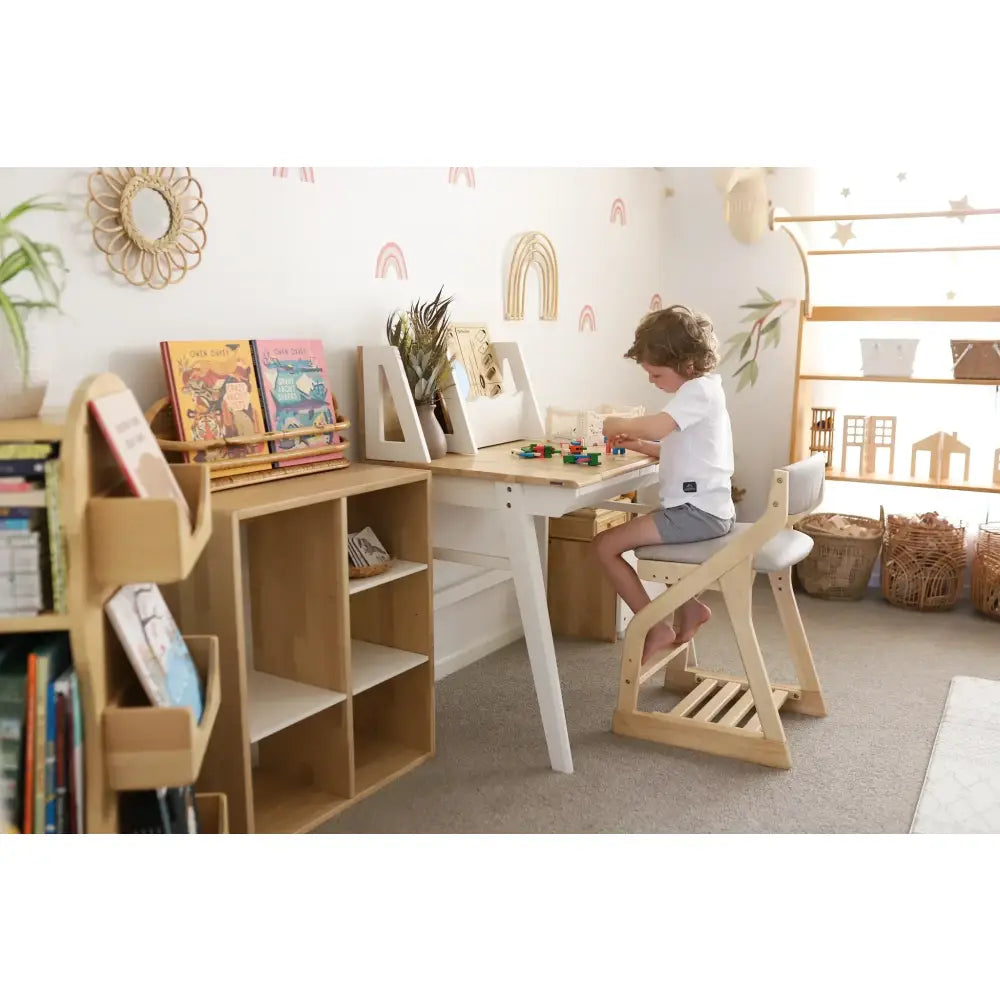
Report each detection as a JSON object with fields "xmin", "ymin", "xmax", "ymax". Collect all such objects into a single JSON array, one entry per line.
[{"xmin": 549, "ymin": 507, "xmax": 630, "ymax": 541}]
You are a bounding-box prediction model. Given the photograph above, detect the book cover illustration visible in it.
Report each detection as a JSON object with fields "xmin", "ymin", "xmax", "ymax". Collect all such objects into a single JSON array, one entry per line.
[
  {"xmin": 89, "ymin": 389, "xmax": 191, "ymax": 518},
  {"xmin": 347, "ymin": 526, "xmax": 391, "ymax": 568},
  {"xmin": 104, "ymin": 583, "xmax": 204, "ymax": 722},
  {"xmin": 251, "ymin": 339, "xmax": 340, "ymax": 467},
  {"xmin": 448, "ymin": 324, "xmax": 504, "ymax": 400},
  {"xmin": 160, "ymin": 340, "xmax": 271, "ymax": 477}
]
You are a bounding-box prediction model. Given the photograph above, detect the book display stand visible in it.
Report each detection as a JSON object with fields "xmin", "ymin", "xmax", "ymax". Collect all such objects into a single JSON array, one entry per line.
[
  {"xmin": 357, "ymin": 341, "xmax": 545, "ymax": 461},
  {"xmin": 0, "ymin": 372, "xmax": 224, "ymax": 833}
]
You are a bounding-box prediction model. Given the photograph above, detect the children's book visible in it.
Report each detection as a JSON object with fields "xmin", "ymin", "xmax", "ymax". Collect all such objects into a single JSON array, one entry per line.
[
  {"xmin": 251, "ymin": 339, "xmax": 340, "ymax": 467},
  {"xmin": 104, "ymin": 583, "xmax": 204, "ymax": 722},
  {"xmin": 89, "ymin": 389, "xmax": 191, "ymax": 519},
  {"xmin": 159, "ymin": 340, "xmax": 272, "ymax": 477}
]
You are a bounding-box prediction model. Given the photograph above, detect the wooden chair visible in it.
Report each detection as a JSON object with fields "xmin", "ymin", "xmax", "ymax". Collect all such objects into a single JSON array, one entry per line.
[{"xmin": 612, "ymin": 453, "xmax": 828, "ymax": 768}]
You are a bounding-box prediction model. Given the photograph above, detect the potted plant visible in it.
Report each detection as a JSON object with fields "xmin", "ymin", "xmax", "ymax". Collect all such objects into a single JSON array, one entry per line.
[
  {"xmin": 0, "ymin": 195, "xmax": 67, "ymax": 418},
  {"xmin": 385, "ymin": 285, "xmax": 454, "ymax": 459}
]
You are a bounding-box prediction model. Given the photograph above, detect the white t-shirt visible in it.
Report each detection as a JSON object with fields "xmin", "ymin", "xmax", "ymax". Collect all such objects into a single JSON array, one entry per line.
[{"xmin": 657, "ymin": 373, "xmax": 735, "ymax": 520}]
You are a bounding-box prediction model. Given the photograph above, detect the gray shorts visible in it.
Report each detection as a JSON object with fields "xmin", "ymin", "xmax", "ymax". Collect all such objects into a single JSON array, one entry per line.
[{"xmin": 651, "ymin": 503, "xmax": 734, "ymax": 544}]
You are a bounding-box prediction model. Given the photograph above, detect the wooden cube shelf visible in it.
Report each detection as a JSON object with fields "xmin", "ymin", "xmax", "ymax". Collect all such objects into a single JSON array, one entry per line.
[
  {"xmin": 194, "ymin": 792, "xmax": 229, "ymax": 833},
  {"xmin": 176, "ymin": 464, "xmax": 435, "ymax": 834}
]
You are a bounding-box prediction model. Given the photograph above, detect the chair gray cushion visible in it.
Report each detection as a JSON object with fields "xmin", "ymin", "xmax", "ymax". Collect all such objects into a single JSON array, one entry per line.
[{"xmin": 634, "ymin": 523, "xmax": 814, "ymax": 573}]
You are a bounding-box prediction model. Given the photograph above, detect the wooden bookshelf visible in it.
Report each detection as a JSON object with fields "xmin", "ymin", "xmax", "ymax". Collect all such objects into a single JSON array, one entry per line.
[
  {"xmin": 777, "ymin": 203, "xmax": 1000, "ymax": 494},
  {"xmin": 174, "ymin": 462, "xmax": 434, "ymax": 834},
  {"xmin": 0, "ymin": 373, "xmax": 224, "ymax": 832}
]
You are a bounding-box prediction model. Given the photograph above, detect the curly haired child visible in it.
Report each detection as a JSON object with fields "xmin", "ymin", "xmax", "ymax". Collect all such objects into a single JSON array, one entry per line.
[{"xmin": 594, "ymin": 305, "xmax": 736, "ymax": 664}]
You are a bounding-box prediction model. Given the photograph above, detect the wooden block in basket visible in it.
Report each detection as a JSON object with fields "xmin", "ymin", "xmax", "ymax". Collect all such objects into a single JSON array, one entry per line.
[{"xmin": 144, "ymin": 396, "xmax": 352, "ymax": 492}]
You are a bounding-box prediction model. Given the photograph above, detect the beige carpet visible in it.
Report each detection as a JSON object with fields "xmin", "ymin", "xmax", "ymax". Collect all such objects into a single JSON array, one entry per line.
[{"xmin": 317, "ymin": 586, "xmax": 1000, "ymax": 834}]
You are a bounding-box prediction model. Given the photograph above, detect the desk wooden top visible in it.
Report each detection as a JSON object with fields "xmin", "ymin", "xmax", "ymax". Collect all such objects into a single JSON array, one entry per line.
[{"xmin": 368, "ymin": 441, "xmax": 657, "ymax": 488}]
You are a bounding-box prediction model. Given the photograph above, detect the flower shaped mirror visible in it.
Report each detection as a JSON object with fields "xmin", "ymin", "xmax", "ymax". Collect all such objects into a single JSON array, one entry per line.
[{"xmin": 86, "ymin": 168, "xmax": 208, "ymax": 289}]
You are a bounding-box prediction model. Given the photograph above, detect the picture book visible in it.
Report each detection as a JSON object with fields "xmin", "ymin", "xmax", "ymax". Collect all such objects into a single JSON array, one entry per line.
[
  {"xmin": 251, "ymin": 339, "xmax": 340, "ymax": 467},
  {"xmin": 159, "ymin": 340, "xmax": 272, "ymax": 477},
  {"xmin": 105, "ymin": 583, "xmax": 204, "ymax": 722},
  {"xmin": 347, "ymin": 526, "xmax": 391, "ymax": 568},
  {"xmin": 89, "ymin": 389, "xmax": 191, "ymax": 519}
]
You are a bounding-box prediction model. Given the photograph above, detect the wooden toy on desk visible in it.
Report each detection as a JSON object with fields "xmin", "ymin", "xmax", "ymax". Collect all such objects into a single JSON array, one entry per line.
[
  {"xmin": 514, "ymin": 442, "xmax": 561, "ymax": 459},
  {"xmin": 563, "ymin": 452, "xmax": 600, "ymax": 466}
]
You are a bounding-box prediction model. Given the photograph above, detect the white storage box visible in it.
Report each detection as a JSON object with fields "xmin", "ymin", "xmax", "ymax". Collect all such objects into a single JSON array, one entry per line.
[{"xmin": 859, "ymin": 338, "xmax": 918, "ymax": 378}]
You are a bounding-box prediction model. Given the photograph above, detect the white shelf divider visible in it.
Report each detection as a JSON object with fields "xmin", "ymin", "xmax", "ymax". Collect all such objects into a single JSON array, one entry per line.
[
  {"xmin": 351, "ymin": 640, "xmax": 428, "ymax": 695},
  {"xmin": 348, "ymin": 559, "xmax": 427, "ymax": 595},
  {"xmin": 248, "ymin": 670, "xmax": 347, "ymax": 743}
]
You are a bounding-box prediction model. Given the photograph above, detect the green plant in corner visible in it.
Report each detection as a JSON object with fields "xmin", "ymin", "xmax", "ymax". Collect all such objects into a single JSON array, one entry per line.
[
  {"xmin": 0, "ymin": 196, "xmax": 68, "ymax": 385},
  {"xmin": 720, "ymin": 287, "xmax": 796, "ymax": 392},
  {"xmin": 385, "ymin": 285, "xmax": 455, "ymax": 405}
]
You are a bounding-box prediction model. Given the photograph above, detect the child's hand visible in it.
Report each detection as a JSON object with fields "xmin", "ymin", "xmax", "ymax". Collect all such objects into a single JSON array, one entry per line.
[
  {"xmin": 610, "ymin": 435, "xmax": 643, "ymax": 452},
  {"xmin": 603, "ymin": 417, "xmax": 627, "ymax": 438}
]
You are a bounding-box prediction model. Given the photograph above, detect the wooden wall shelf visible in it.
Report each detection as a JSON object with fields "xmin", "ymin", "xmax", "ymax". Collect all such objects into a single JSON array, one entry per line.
[
  {"xmin": 174, "ymin": 462, "xmax": 435, "ymax": 834},
  {"xmin": 799, "ymin": 374, "xmax": 1000, "ymax": 386}
]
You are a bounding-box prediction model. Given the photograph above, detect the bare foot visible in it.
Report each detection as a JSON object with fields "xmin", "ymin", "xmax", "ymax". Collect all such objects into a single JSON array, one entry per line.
[
  {"xmin": 642, "ymin": 621, "xmax": 677, "ymax": 664},
  {"xmin": 673, "ymin": 600, "xmax": 712, "ymax": 645}
]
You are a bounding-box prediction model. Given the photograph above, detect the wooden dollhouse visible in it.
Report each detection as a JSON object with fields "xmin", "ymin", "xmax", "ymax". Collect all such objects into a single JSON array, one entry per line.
[
  {"xmin": 841, "ymin": 415, "xmax": 896, "ymax": 477},
  {"xmin": 911, "ymin": 430, "xmax": 971, "ymax": 484},
  {"xmin": 809, "ymin": 407, "xmax": 835, "ymax": 468}
]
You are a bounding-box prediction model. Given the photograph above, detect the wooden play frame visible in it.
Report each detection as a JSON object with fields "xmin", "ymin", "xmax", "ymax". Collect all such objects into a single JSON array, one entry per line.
[
  {"xmin": 612, "ymin": 459, "xmax": 828, "ymax": 769},
  {"xmin": 358, "ymin": 339, "xmax": 545, "ymax": 460}
]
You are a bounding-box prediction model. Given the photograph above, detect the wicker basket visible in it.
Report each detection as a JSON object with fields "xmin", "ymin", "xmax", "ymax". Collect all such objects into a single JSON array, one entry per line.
[
  {"xmin": 794, "ymin": 513, "xmax": 882, "ymax": 600},
  {"xmin": 880, "ymin": 508, "xmax": 966, "ymax": 611},
  {"xmin": 348, "ymin": 560, "xmax": 393, "ymax": 580},
  {"xmin": 971, "ymin": 522, "xmax": 1000, "ymax": 621}
]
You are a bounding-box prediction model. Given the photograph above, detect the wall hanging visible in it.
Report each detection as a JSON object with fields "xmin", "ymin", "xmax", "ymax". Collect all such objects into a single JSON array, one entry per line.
[
  {"xmin": 375, "ymin": 242, "xmax": 408, "ymax": 279},
  {"xmin": 86, "ymin": 168, "xmax": 207, "ymax": 290},
  {"xmin": 505, "ymin": 231, "xmax": 558, "ymax": 321}
]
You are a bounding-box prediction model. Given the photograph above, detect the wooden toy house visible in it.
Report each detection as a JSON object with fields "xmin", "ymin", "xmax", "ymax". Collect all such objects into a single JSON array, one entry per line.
[{"xmin": 911, "ymin": 430, "xmax": 971, "ymax": 483}]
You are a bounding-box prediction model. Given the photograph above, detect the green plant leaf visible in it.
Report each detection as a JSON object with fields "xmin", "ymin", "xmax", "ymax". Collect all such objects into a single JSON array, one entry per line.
[
  {"xmin": 736, "ymin": 359, "xmax": 759, "ymax": 391},
  {"xmin": 756, "ymin": 287, "xmax": 775, "ymax": 302},
  {"xmin": 0, "ymin": 248, "xmax": 29, "ymax": 285},
  {"xmin": 0, "ymin": 288, "xmax": 29, "ymax": 384},
  {"xmin": 762, "ymin": 316, "xmax": 780, "ymax": 334},
  {"xmin": 738, "ymin": 301, "xmax": 768, "ymax": 310},
  {"xmin": 0, "ymin": 196, "xmax": 66, "ymax": 226},
  {"xmin": 738, "ymin": 335, "xmax": 753, "ymax": 360}
]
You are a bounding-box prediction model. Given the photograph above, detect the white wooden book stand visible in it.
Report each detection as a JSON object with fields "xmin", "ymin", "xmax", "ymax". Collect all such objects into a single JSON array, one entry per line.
[{"xmin": 358, "ymin": 341, "xmax": 545, "ymax": 460}]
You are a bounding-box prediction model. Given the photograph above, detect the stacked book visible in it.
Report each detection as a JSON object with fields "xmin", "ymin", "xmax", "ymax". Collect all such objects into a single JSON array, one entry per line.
[{"xmin": 0, "ymin": 442, "xmax": 67, "ymax": 617}]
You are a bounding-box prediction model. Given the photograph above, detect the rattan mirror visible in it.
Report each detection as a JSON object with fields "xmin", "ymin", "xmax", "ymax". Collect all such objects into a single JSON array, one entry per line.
[{"xmin": 86, "ymin": 168, "xmax": 208, "ymax": 289}]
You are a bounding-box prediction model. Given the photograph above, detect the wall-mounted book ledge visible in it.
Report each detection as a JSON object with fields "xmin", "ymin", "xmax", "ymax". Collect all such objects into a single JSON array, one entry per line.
[
  {"xmin": 103, "ymin": 634, "xmax": 220, "ymax": 791},
  {"xmin": 88, "ymin": 463, "xmax": 212, "ymax": 585}
]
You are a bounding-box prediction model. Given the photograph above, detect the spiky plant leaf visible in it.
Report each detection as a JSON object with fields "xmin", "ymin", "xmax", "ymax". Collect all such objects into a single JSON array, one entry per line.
[
  {"xmin": 0, "ymin": 196, "xmax": 66, "ymax": 226},
  {"xmin": 0, "ymin": 289, "xmax": 29, "ymax": 384}
]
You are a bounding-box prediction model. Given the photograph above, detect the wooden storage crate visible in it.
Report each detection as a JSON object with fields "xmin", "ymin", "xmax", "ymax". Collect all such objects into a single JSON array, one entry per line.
[
  {"xmin": 951, "ymin": 339, "xmax": 1000, "ymax": 380},
  {"xmin": 103, "ymin": 635, "xmax": 221, "ymax": 790},
  {"xmin": 547, "ymin": 505, "xmax": 632, "ymax": 641},
  {"xmin": 88, "ymin": 463, "xmax": 211, "ymax": 584}
]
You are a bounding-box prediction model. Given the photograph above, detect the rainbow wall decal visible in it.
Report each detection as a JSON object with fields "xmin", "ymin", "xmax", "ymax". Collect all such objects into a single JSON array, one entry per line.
[
  {"xmin": 610, "ymin": 197, "xmax": 627, "ymax": 225},
  {"xmin": 505, "ymin": 231, "xmax": 559, "ymax": 321},
  {"xmin": 375, "ymin": 242, "xmax": 408, "ymax": 279},
  {"xmin": 578, "ymin": 305, "xmax": 597, "ymax": 332},
  {"xmin": 448, "ymin": 167, "xmax": 476, "ymax": 188},
  {"xmin": 649, "ymin": 294, "xmax": 663, "ymax": 311},
  {"xmin": 272, "ymin": 167, "xmax": 315, "ymax": 183}
]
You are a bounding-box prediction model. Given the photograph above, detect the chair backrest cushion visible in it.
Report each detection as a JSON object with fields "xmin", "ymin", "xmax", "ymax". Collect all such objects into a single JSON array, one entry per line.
[{"xmin": 783, "ymin": 453, "xmax": 826, "ymax": 517}]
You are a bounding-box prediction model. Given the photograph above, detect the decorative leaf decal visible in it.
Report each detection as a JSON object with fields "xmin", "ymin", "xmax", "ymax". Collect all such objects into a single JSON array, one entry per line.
[{"xmin": 723, "ymin": 289, "xmax": 795, "ymax": 392}]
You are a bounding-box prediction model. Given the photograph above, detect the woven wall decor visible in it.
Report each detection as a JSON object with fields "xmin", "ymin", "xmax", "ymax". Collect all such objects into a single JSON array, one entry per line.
[
  {"xmin": 86, "ymin": 168, "xmax": 207, "ymax": 289},
  {"xmin": 505, "ymin": 231, "xmax": 558, "ymax": 321}
]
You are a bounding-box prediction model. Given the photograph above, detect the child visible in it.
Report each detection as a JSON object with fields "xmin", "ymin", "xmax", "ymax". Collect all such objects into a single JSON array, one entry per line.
[{"xmin": 593, "ymin": 305, "xmax": 735, "ymax": 664}]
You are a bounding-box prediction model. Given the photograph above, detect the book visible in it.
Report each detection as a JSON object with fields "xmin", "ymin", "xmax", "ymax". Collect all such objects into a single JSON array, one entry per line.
[
  {"xmin": 347, "ymin": 526, "xmax": 391, "ymax": 568},
  {"xmin": 251, "ymin": 339, "xmax": 340, "ymax": 467},
  {"xmin": 160, "ymin": 340, "xmax": 272, "ymax": 477},
  {"xmin": 0, "ymin": 637, "xmax": 33, "ymax": 829},
  {"xmin": 68, "ymin": 671, "xmax": 83, "ymax": 833},
  {"xmin": 120, "ymin": 785, "xmax": 198, "ymax": 833},
  {"xmin": 89, "ymin": 389, "xmax": 191, "ymax": 519},
  {"xmin": 104, "ymin": 583, "xmax": 204, "ymax": 721}
]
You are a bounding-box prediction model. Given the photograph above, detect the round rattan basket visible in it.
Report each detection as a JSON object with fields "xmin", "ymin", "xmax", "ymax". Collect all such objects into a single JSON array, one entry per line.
[
  {"xmin": 348, "ymin": 560, "xmax": 393, "ymax": 580},
  {"xmin": 880, "ymin": 508, "xmax": 966, "ymax": 612},
  {"xmin": 971, "ymin": 522, "xmax": 1000, "ymax": 621},
  {"xmin": 794, "ymin": 513, "xmax": 882, "ymax": 600}
]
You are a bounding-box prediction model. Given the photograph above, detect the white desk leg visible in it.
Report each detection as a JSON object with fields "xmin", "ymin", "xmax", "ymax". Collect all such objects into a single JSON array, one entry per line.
[{"xmin": 497, "ymin": 483, "xmax": 574, "ymax": 774}]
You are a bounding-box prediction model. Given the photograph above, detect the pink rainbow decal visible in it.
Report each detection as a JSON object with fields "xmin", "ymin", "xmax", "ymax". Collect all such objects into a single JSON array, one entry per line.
[
  {"xmin": 375, "ymin": 242, "xmax": 408, "ymax": 279},
  {"xmin": 272, "ymin": 167, "xmax": 315, "ymax": 183},
  {"xmin": 610, "ymin": 197, "xmax": 627, "ymax": 225},
  {"xmin": 448, "ymin": 167, "xmax": 476, "ymax": 188},
  {"xmin": 578, "ymin": 304, "xmax": 597, "ymax": 332},
  {"xmin": 649, "ymin": 293, "xmax": 663, "ymax": 311}
]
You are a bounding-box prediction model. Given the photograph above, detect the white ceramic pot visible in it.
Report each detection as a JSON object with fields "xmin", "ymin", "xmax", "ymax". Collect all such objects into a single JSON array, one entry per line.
[{"xmin": 0, "ymin": 316, "xmax": 51, "ymax": 419}]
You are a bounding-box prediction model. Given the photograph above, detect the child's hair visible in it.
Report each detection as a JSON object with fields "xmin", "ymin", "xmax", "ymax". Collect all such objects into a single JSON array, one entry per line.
[{"xmin": 625, "ymin": 305, "xmax": 719, "ymax": 376}]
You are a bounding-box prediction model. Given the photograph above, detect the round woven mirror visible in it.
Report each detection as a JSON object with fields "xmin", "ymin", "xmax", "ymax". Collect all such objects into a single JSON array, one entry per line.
[{"xmin": 86, "ymin": 168, "xmax": 208, "ymax": 289}]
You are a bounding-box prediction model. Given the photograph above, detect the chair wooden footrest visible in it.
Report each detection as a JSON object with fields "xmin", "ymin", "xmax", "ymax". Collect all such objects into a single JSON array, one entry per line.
[{"xmin": 662, "ymin": 668, "xmax": 827, "ymax": 718}]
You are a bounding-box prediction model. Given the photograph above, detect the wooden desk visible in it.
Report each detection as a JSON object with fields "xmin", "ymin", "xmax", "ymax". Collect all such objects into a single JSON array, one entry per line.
[{"xmin": 370, "ymin": 442, "xmax": 658, "ymax": 774}]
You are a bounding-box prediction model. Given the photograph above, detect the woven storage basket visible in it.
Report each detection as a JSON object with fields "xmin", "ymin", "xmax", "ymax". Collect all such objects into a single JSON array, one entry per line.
[
  {"xmin": 880, "ymin": 508, "xmax": 966, "ymax": 611},
  {"xmin": 971, "ymin": 522, "xmax": 1000, "ymax": 621},
  {"xmin": 795, "ymin": 513, "xmax": 882, "ymax": 600}
]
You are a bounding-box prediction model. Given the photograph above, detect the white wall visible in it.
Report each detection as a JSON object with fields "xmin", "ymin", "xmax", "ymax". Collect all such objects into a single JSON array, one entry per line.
[{"xmin": 0, "ymin": 166, "xmax": 669, "ymax": 672}]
